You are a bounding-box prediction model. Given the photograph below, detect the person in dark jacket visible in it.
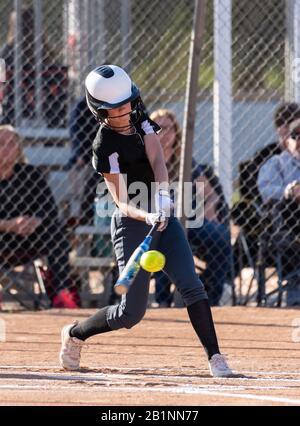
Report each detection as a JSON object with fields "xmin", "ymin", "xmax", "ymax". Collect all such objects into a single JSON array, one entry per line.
[
  {"xmin": 232, "ymin": 102, "xmax": 300, "ymax": 275},
  {"xmin": 0, "ymin": 125, "xmax": 79, "ymax": 308}
]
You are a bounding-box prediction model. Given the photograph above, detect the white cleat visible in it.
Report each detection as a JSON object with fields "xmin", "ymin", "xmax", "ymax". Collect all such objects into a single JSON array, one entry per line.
[
  {"xmin": 209, "ymin": 354, "xmax": 233, "ymax": 377},
  {"xmin": 59, "ymin": 322, "xmax": 84, "ymax": 371}
]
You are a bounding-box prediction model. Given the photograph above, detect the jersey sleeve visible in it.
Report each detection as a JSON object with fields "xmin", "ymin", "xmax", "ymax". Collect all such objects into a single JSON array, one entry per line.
[
  {"xmin": 135, "ymin": 100, "xmax": 161, "ymax": 136},
  {"xmin": 92, "ymin": 127, "xmax": 121, "ymax": 175},
  {"xmin": 140, "ymin": 118, "xmax": 161, "ymax": 135}
]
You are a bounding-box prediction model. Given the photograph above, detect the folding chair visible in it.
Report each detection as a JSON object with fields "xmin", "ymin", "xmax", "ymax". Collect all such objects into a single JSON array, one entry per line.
[
  {"xmin": 0, "ymin": 251, "xmax": 51, "ymax": 310},
  {"xmin": 255, "ymin": 202, "xmax": 300, "ymax": 307},
  {"xmin": 233, "ymin": 201, "xmax": 300, "ymax": 307}
]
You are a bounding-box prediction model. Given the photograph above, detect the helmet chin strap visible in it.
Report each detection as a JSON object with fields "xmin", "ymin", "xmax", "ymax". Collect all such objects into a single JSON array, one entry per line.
[
  {"xmin": 108, "ymin": 111, "xmax": 133, "ymax": 119},
  {"xmin": 106, "ymin": 122, "xmax": 135, "ymax": 131},
  {"xmin": 105, "ymin": 106, "xmax": 142, "ymax": 131},
  {"xmin": 103, "ymin": 110, "xmax": 132, "ymax": 131}
]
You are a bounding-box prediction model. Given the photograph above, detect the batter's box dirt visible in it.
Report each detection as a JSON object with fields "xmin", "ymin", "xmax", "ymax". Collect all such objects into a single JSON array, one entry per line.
[{"xmin": 0, "ymin": 307, "xmax": 300, "ymax": 405}]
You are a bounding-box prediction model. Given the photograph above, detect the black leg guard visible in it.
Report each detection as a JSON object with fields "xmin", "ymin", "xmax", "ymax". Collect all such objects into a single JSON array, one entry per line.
[
  {"xmin": 70, "ymin": 307, "xmax": 112, "ymax": 341},
  {"xmin": 187, "ymin": 299, "xmax": 220, "ymax": 359}
]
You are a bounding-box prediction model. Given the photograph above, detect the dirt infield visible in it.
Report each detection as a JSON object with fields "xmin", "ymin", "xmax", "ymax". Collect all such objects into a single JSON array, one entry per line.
[{"xmin": 1, "ymin": 306, "xmax": 300, "ymax": 406}]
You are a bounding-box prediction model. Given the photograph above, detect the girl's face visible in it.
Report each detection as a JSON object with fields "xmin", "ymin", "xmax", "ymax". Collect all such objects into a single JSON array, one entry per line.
[
  {"xmin": 0, "ymin": 130, "xmax": 20, "ymax": 168},
  {"xmin": 155, "ymin": 116, "xmax": 177, "ymax": 162},
  {"xmin": 286, "ymin": 127, "xmax": 300, "ymax": 159},
  {"xmin": 107, "ymin": 102, "xmax": 132, "ymax": 130},
  {"xmin": 277, "ymin": 125, "xmax": 290, "ymax": 149}
]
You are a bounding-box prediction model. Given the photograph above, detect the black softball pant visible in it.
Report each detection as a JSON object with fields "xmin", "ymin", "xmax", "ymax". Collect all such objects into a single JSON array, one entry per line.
[{"xmin": 106, "ymin": 209, "xmax": 208, "ymax": 330}]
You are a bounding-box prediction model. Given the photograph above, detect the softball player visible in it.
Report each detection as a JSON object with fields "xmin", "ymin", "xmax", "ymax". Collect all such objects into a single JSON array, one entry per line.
[{"xmin": 59, "ymin": 65, "xmax": 233, "ymax": 377}]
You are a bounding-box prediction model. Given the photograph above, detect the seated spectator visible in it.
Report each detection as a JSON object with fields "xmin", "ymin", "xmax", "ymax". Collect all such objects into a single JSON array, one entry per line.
[
  {"xmin": 250, "ymin": 102, "xmax": 300, "ymax": 183},
  {"xmin": 233, "ymin": 103, "xmax": 300, "ymax": 223},
  {"xmin": 150, "ymin": 109, "xmax": 232, "ymax": 306},
  {"xmin": 232, "ymin": 102, "xmax": 300, "ymax": 273},
  {"xmin": 64, "ymin": 96, "xmax": 99, "ymax": 222},
  {"xmin": 258, "ymin": 117, "xmax": 300, "ymax": 306},
  {"xmin": 0, "ymin": 125, "xmax": 79, "ymax": 308}
]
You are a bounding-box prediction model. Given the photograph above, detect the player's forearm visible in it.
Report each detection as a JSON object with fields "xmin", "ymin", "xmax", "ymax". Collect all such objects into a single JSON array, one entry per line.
[
  {"xmin": 144, "ymin": 133, "xmax": 169, "ymax": 191},
  {"xmin": 152, "ymin": 159, "xmax": 169, "ymax": 192},
  {"xmin": 104, "ymin": 174, "xmax": 149, "ymax": 221},
  {"xmin": 149, "ymin": 151, "xmax": 170, "ymax": 194},
  {"xmin": 118, "ymin": 201, "xmax": 148, "ymax": 222}
]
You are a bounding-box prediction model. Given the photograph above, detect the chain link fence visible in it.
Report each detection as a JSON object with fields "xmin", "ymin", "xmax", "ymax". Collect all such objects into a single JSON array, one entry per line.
[{"xmin": 0, "ymin": 0, "xmax": 299, "ymax": 310}]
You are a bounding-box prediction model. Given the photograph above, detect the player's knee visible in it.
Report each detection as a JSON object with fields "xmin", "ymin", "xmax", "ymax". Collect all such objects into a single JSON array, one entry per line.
[
  {"xmin": 121, "ymin": 310, "xmax": 146, "ymax": 329},
  {"xmin": 179, "ymin": 282, "xmax": 208, "ymax": 306}
]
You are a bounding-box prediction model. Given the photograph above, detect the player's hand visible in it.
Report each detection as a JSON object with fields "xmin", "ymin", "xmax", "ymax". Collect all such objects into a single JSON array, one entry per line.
[
  {"xmin": 155, "ymin": 190, "xmax": 173, "ymax": 217},
  {"xmin": 145, "ymin": 211, "xmax": 168, "ymax": 232}
]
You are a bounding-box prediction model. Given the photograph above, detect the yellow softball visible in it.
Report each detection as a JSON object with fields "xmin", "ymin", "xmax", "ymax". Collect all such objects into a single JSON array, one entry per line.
[{"xmin": 140, "ymin": 250, "xmax": 166, "ymax": 273}]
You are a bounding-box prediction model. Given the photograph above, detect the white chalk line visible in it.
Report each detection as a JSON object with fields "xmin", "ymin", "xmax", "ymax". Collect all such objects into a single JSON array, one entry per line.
[
  {"xmin": 1, "ymin": 369, "xmax": 300, "ymax": 386},
  {"xmin": 0, "ymin": 371, "xmax": 293, "ymax": 391},
  {"xmin": 2, "ymin": 365, "xmax": 300, "ymax": 383},
  {"xmin": 1, "ymin": 369, "xmax": 300, "ymax": 395},
  {"xmin": 2, "ymin": 365, "xmax": 300, "ymax": 381},
  {"xmin": 0, "ymin": 383, "xmax": 300, "ymax": 405},
  {"xmin": 2, "ymin": 364, "xmax": 300, "ymax": 376},
  {"xmin": 1, "ymin": 366, "xmax": 300, "ymax": 405}
]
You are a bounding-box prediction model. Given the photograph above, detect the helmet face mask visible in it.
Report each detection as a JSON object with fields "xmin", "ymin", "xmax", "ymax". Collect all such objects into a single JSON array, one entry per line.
[
  {"xmin": 93, "ymin": 98, "xmax": 143, "ymax": 131},
  {"xmin": 85, "ymin": 65, "xmax": 142, "ymax": 130}
]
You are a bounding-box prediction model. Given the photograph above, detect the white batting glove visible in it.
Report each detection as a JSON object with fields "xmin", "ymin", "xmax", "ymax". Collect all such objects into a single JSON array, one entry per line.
[
  {"xmin": 145, "ymin": 211, "xmax": 169, "ymax": 232},
  {"xmin": 155, "ymin": 190, "xmax": 173, "ymax": 217}
]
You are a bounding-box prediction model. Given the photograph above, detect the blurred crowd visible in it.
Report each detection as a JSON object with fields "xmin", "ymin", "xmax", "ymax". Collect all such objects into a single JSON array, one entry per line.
[{"xmin": 1, "ymin": 6, "xmax": 300, "ymax": 310}]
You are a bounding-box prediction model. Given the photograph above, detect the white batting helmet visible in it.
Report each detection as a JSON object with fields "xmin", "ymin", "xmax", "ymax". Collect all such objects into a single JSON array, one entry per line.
[{"xmin": 85, "ymin": 65, "xmax": 140, "ymax": 122}]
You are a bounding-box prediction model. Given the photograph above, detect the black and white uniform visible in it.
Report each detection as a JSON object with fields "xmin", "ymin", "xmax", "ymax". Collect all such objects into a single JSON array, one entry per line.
[{"xmin": 92, "ymin": 119, "xmax": 207, "ymax": 331}]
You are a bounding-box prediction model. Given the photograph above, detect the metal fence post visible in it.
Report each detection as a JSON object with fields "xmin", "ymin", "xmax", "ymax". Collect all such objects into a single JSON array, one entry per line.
[
  {"xmin": 34, "ymin": 0, "xmax": 43, "ymax": 127},
  {"xmin": 14, "ymin": 0, "xmax": 22, "ymax": 128},
  {"xmin": 175, "ymin": 0, "xmax": 207, "ymax": 308},
  {"xmin": 213, "ymin": 0, "xmax": 232, "ymax": 207},
  {"xmin": 177, "ymin": 0, "xmax": 207, "ymax": 227},
  {"xmin": 121, "ymin": 0, "xmax": 131, "ymax": 71},
  {"xmin": 294, "ymin": 0, "xmax": 300, "ymax": 103}
]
